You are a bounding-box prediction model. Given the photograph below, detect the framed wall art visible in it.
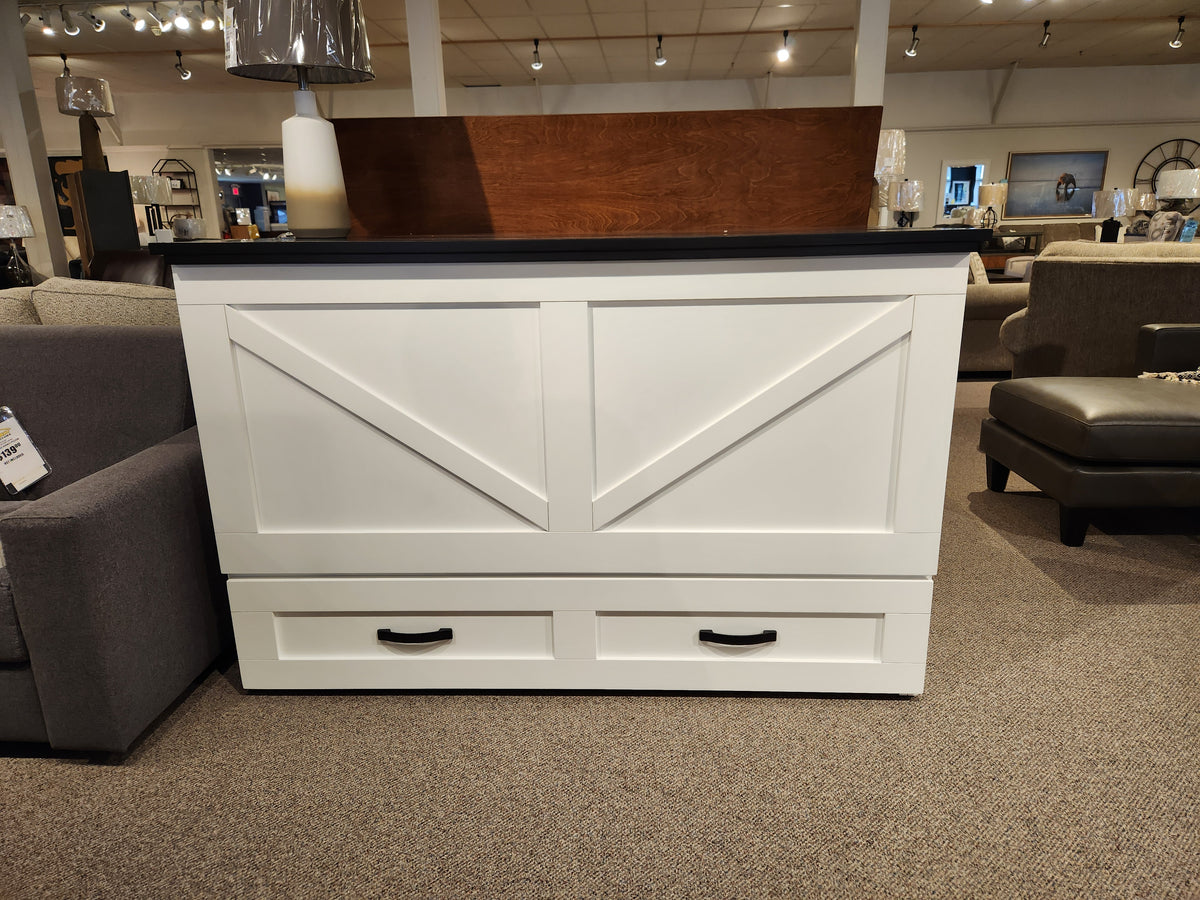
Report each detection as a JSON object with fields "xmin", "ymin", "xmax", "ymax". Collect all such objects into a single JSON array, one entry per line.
[{"xmin": 1004, "ymin": 150, "xmax": 1108, "ymax": 218}]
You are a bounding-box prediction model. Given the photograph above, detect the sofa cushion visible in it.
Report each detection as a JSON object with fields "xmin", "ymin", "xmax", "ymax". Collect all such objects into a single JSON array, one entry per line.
[
  {"xmin": 0, "ymin": 326, "xmax": 194, "ymax": 499},
  {"xmin": 989, "ymin": 377, "xmax": 1200, "ymax": 464},
  {"xmin": 0, "ymin": 288, "xmax": 39, "ymax": 325},
  {"xmin": 30, "ymin": 276, "xmax": 178, "ymax": 326},
  {"xmin": 0, "ymin": 560, "xmax": 28, "ymax": 662},
  {"xmin": 967, "ymin": 252, "xmax": 989, "ymax": 285}
]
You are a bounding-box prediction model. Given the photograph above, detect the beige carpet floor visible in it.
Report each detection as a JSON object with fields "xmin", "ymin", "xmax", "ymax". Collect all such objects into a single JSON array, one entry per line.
[{"xmin": 1, "ymin": 381, "xmax": 1197, "ymax": 899}]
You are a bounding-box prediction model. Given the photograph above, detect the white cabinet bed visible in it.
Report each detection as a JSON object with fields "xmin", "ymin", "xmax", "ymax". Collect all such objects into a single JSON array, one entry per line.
[{"xmin": 162, "ymin": 231, "xmax": 978, "ymax": 695}]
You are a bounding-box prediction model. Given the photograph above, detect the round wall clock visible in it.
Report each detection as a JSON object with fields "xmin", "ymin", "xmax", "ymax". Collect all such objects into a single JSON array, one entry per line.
[{"xmin": 1133, "ymin": 139, "xmax": 1200, "ymax": 214}]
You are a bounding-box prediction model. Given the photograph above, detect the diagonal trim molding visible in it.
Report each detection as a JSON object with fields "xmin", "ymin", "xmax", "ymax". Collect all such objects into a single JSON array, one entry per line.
[
  {"xmin": 226, "ymin": 308, "xmax": 549, "ymax": 530},
  {"xmin": 591, "ymin": 296, "xmax": 915, "ymax": 530}
]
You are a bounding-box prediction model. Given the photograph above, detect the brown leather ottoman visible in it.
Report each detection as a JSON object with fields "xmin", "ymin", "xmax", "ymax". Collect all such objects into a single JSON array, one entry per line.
[{"xmin": 979, "ymin": 377, "xmax": 1200, "ymax": 544}]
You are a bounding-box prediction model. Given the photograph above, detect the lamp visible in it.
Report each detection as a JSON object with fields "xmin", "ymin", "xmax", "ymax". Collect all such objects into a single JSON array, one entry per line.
[
  {"xmin": 198, "ymin": 1, "xmax": 216, "ymax": 30},
  {"xmin": 905, "ymin": 25, "xmax": 919, "ymax": 58},
  {"xmin": 0, "ymin": 206, "xmax": 35, "ymax": 287},
  {"xmin": 888, "ymin": 179, "xmax": 924, "ymax": 227},
  {"xmin": 1040, "ymin": 20, "xmax": 1050, "ymax": 48},
  {"xmin": 655, "ymin": 35, "xmax": 666, "ymax": 67},
  {"xmin": 120, "ymin": 4, "xmax": 145, "ymax": 29},
  {"xmin": 1092, "ymin": 188, "xmax": 1133, "ymax": 242},
  {"xmin": 1156, "ymin": 168, "xmax": 1200, "ymax": 214},
  {"xmin": 777, "ymin": 30, "xmax": 790, "ymax": 62},
  {"xmin": 40, "ymin": 7, "xmax": 55, "ymax": 34},
  {"xmin": 531, "ymin": 38, "xmax": 543, "ymax": 71},
  {"xmin": 56, "ymin": 53, "xmax": 115, "ymax": 171},
  {"xmin": 80, "ymin": 8, "xmax": 105, "ymax": 31},
  {"xmin": 225, "ymin": 0, "xmax": 374, "ymax": 239},
  {"xmin": 60, "ymin": 5, "xmax": 80, "ymax": 35},
  {"xmin": 175, "ymin": 49, "xmax": 192, "ymax": 80},
  {"xmin": 145, "ymin": 3, "xmax": 170, "ymax": 31},
  {"xmin": 129, "ymin": 174, "xmax": 173, "ymax": 238},
  {"xmin": 1170, "ymin": 16, "xmax": 1184, "ymax": 49},
  {"xmin": 978, "ymin": 182, "xmax": 1006, "ymax": 227}
]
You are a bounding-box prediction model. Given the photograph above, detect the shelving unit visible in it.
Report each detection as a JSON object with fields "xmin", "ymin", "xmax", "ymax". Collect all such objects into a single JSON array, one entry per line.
[{"xmin": 152, "ymin": 158, "xmax": 200, "ymax": 223}]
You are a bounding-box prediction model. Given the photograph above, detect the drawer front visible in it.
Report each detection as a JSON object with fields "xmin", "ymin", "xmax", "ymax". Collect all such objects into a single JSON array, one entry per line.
[
  {"xmin": 598, "ymin": 612, "xmax": 881, "ymax": 662},
  {"xmin": 270, "ymin": 612, "xmax": 553, "ymax": 660}
]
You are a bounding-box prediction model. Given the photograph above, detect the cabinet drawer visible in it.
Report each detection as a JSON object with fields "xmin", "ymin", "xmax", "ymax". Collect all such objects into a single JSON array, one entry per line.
[
  {"xmin": 269, "ymin": 612, "xmax": 553, "ymax": 660},
  {"xmin": 597, "ymin": 612, "xmax": 881, "ymax": 662}
]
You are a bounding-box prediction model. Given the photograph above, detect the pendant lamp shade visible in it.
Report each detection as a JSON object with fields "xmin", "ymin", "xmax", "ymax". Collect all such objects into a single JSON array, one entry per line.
[
  {"xmin": 224, "ymin": 0, "xmax": 374, "ymax": 84},
  {"xmin": 55, "ymin": 75, "xmax": 115, "ymax": 117}
]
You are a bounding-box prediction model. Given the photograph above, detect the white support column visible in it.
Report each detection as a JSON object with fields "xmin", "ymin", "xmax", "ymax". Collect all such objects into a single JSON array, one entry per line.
[
  {"xmin": 0, "ymin": 0, "xmax": 69, "ymax": 276},
  {"xmin": 405, "ymin": 0, "xmax": 447, "ymax": 117},
  {"xmin": 851, "ymin": 0, "xmax": 890, "ymax": 108}
]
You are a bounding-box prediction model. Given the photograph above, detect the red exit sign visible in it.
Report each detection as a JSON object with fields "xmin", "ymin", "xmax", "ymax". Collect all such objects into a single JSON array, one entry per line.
[{"xmin": 231, "ymin": 185, "xmax": 240, "ymax": 196}]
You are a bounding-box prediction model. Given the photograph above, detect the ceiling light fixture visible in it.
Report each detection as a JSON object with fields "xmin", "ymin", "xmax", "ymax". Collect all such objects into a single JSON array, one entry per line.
[
  {"xmin": 175, "ymin": 49, "xmax": 192, "ymax": 80},
  {"xmin": 198, "ymin": 1, "xmax": 216, "ymax": 30},
  {"xmin": 81, "ymin": 8, "xmax": 105, "ymax": 31},
  {"xmin": 655, "ymin": 34, "xmax": 666, "ymax": 66},
  {"xmin": 19, "ymin": 11, "xmax": 31, "ymax": 25},
  {"xmin": 146, "ymin": 3, "xmax": 171, "ymax": 31},
  {"xmin": 776, "ymin": 30, "xmax": 790, "ymax": 62},
  {"xmin": 980, "ymin": 0, "xmax": 992, "ymax": 5},
  {"xmin": 60, "ymin": 6, "xmax": 80, "ymax": 35},
  {"xmin": 1040, "ymin": 20, "xmax": 1050, "ymax": 48},
  {"xmin": 531, "ymin": 38, "xmax": 543, "ymax": 71},
  {"xmin": 1170, "ymin": 16, "xmax": 1185, "ymax": 49},
  {"xmin": 39, "ymin": 6, "xmax": 54, "ymax": 34},
  {"xmin": 174, "ymin": 4, "xmax": 191, "ymax": 30},
  {"xmin": 120, "ymin": 3, "xmax": 145, "ymax": 30},
  {"xmin": 905, "ymin": 25, "xmax": 919, "ymax": 57}
]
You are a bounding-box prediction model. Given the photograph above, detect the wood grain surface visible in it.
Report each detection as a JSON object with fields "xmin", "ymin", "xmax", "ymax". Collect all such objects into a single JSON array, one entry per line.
[{"xmin": 334, "ymin": 107, "xmax": 883, "ymax": 238}]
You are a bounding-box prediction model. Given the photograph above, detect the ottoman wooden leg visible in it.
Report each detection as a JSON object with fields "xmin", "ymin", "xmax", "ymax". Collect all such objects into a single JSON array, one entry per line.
[
  {"xmin": 1058, "ymin": 504, "xmax": 1090, "ymax": 546},
  {"xmin": 985, "ymin": 456, "xmax": 1011, "ymax": 492}
]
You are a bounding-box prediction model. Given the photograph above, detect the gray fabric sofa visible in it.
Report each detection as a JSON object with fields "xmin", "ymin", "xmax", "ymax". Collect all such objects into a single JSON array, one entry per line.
[
  {"xmin": 999, "ymin": 241, "xmax": 1200, "ymax": 378},
  {"xmin": 0, "ymin": 276, "xmax": 179, "ymax": 327},
  {"xmin": 0, "ymin": 311, "xmax": 228, "ymax": 754}
]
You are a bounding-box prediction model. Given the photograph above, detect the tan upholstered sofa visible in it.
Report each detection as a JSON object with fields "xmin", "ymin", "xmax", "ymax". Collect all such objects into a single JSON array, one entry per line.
[
  {"xmin": 0, "ymin": 276, "xmax": 178, "ymax": 327},
  {"xmin": 961, "ymin": 252, "xmax": 1029, "ymax": 373},
  {"xmin": 999, "ymin": 240, "xmax": 1200, "ymax": 378}
]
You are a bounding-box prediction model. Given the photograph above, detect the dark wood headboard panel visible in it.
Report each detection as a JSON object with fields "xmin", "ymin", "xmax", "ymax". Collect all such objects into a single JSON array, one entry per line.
[{"xmin": 333, "ymin": 106, "xmax": 883, "ymax": 238}]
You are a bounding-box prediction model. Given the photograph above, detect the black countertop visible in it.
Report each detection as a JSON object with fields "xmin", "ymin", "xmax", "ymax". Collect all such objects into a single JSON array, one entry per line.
[{"xmin": 151, "ymin": 228, "xmax": 991, "ymax": 265}]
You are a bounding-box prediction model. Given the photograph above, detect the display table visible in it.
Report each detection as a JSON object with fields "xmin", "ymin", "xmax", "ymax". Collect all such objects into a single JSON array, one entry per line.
[{"xmin": 156, "ymin": 229, "xmax": 984, "ymax": 695}]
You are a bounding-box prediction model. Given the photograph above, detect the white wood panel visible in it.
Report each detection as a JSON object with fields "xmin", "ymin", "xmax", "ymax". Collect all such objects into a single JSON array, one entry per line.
[
  {"xmin": 539, "ymin": 301, "xmax": 596, "ymax": 532},
  {"xmin": 235, "ymin": 352, "xmax": 544, "ymax": 533},
  {"xmin": 230, "ymin": 611, "xmax": 278, "ymax": 660},
  {"xmin": 591, "ymin": 298, "xmax": 902, "ymax": 495},
  {"xmin": 229, "ymin": 309, "xmax": 549, "ymax": 529},
  {"xmin": 597, "ymin": 613, "xmax": 881, "ymax": 662},
  {"xmin": 239, "ymin": 304, "xmax": 548, "ymax": 496},
  {"xmin": 171, "ymin": 256, "xmax": 968, "ymax": 306},
  {"xmin": 882, "ymin": 613, "xmax": 932, "ymax": 666},
  {"xmin": 217, "ymin": 532, "xmax": 942, "ymax": 576},
  {"xmin": 592, "ymin": 299, "xmax": 913, "ymax": 528},
  {"xmin": 176, "ymin": 304, "xmax": 261, "ymax": 534},
  {"xmin": 891, "ymin": 291, "xmax": 968, "ymax": 539},
  {"xmin": 237, "ymin": 658, "xmax": 928, "ymax": 694},
  {"xmin": 553, "ymin": 610, "xmax": 598, "ymax": 659},
  {"xmin": 227, "ymin": 577, "xmax": 934, "ymax": 614},
  {"xmin": 607, "ymin": 342, "xmax": 905, "ymax": 532}
]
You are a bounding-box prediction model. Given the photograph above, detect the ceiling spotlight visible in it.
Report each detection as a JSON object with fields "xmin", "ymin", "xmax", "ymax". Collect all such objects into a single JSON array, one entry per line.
[
  {"xmin": 146, "ymin": 3, "xmax": 171, "ymax": 31},
  {"xmin": 39, "ymin": 6, "xmax": 54, "ymax": 34},
  {"xmin": 81, "ymin": 8, "xmax": 106, "ymax": 31},
  {"xmin": 223, "ymin": 167, "xmax": 231, "ymax": 176},
  {"xmin": 531, "ymin": 38, "xmax": 543, "ymax": 71},
  {"xmin": 20, "ymin": 12, "xmax": 31, "ymax": 25},
  {"xmin": 120, "ymin": 4, "xmax": 145, "ymax": 29},
  {"xmin": 174, "ymin": 4, "xmax": 191, "ymax": 30},
  {"xmin": 174, "ymin": 49, "xmax": 192, "ymax": 80},
  {"xmin": 777, "ymin": 30, "xmax": 792, "ymax": 62},
  {"xmin": 905, "ymin": 25, "xmax": 919, "ymax": 57},
  {"xmin": 249, "ymin": 166, "xmax": 257, "ymax": 174},
  {"xmin": 655, "ymin": 34, "xmax": 666, "ymax": 67},
  {"xmin": 1040, "ymin": 20, "xmax": 1050, "ymax": 48},
  {"xmin": 1170, "ymin": 16, "xmax": 1184, "ymax": 49},
  {"xmin": 980, "ymin": 0, "xmax": 992, "ymax": 4},
  {"xmin": 60, "ymin": 6, "xmax": 80, "ymax": 35},
  {"xmin": 198, "ymin": 1, "xmax": 216, "ymax": 30}
]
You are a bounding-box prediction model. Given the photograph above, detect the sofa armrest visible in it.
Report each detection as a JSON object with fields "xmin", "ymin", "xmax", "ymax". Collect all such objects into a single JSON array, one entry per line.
[
  {"xmin": 998, "ymin": 307, "xmax": 1029, "ymax": 356},
  {"xmin": 1137, "ymin": 324, "xmax": 1200, "ymax": 373},
  {"xmin": 0, "ymin": 428, "xmax": 228, "ymax": 752}
]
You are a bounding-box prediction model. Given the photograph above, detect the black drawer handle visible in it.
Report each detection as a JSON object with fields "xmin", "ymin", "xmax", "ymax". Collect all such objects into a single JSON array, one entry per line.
[
  {"xmin": 699, "ymin": 628, "xmax": 778, "ymax": 646},
  {"xmin": 377, "ymin": 627, "xmax": 454, "ymax": 644}
]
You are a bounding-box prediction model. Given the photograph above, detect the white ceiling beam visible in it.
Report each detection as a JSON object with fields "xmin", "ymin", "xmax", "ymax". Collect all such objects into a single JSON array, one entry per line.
[{"xmin": 852, "ymin": 0, "xmax": 890, "ymax": 108}]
